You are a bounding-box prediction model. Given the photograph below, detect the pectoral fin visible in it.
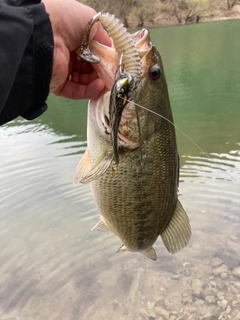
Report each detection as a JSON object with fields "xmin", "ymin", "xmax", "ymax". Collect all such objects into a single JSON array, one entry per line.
[
  {"xmin": 160, "ymin": 200, "xmax": 191, "ymax": 254},
  {"xmin": 117, "ymin": 244, "xmax": 127, "ymax": 253},
  {"xmin": 73, "ymin": 149, "xmax": 114, "ymax": 184},
  {"xmin": 91, "ymin": 216, "xmax": 110, "ymax": 233},
  {"xmin": 73, "ymin": 149, "xmax": 91, "ymax": 185}
]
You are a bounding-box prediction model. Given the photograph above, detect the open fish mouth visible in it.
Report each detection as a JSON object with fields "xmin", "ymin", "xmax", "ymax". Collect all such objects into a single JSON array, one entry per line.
[
  {"xmin": 106, "ymin": 29, "xmax": 152, "ymax": 162},
  {"xmin": 77, "ymin": 13, "xmax": 152, "ymax": 91},
  {"xmin": 76, "ymin": 13, "xmax": 153, "ymax": 160}
]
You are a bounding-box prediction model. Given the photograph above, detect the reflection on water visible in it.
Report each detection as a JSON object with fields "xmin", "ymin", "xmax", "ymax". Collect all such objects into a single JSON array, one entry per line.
[{"xmin": 0, "ymin": 20, "xmax": 240, "ymax": 319}]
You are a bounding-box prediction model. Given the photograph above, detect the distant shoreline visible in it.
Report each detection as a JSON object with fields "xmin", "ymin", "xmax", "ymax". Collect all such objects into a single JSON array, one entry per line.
[
  {"xmin": 152, "ymin": 16, "xmax": 240, "ymax": 29},
  {"xmin": 129, "ymin": 6, "xmax": 240, "ymax": 29}
]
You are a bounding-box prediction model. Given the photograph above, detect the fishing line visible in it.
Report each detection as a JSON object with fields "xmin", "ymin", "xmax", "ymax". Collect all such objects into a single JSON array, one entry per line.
[{"xmin": 119, "ymin": 95, "xmax": 240, "ymax": 185}]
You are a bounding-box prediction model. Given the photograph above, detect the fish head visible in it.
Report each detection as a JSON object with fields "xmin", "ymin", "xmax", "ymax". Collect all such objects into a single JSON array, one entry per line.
[
  {"xmin": 89, "ymin": 27, "xmax": 165, "ymax": 91},
  {"xmin": 88, "ymin": 28, "xmax": 172, "ymax": 148},
  {"xmin": 132, "ymin": 29, "xmax": 172, "ymax": 121}
]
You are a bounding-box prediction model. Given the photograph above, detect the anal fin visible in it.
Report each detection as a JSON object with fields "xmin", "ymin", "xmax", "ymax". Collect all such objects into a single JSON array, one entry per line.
[
  {"xmin": 117, "ymin": 245, "xmax": 157, "ymax": 261},
  {"xmin": 141, "ymin": 247, "xmax": 157, "ymax": 261},
  {"xmin": 161, "ymin": 199, "xmax": 191, "ymax": 254}
]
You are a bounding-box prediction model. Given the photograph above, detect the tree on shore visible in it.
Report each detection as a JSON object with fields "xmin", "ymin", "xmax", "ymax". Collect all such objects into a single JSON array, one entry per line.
[
  {"xmin": 131, "ymin": 0, "xmax": 159, "ymax": 27},
  {"xmin": 81, "ymin": 0, "xmax": 240, "ymax": 28},
  {"xmin": 164, "ymin": 0, "xmax": 209, "ymax": 24},
  {"xmin": 226, "ymin": 0, "xmax": 240, "ymax": 9},
  {"xmin": 82, "ymin": 0, "xmax": 135, "ymax": 28},
  {"xmin": 82, "ymin": 0, "xmax": 158, "ymax": 28}
]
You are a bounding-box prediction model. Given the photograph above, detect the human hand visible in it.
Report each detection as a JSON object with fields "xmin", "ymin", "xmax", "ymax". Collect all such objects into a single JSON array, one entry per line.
[{"xmin": 42, "ymin": 0, "xmax": 111, "ymax": 100}]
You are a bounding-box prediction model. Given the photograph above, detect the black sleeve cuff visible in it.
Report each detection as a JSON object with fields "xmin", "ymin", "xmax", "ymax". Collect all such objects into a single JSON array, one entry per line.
[
  {"xmin": 22, "ymin": 2, "xmax": 54, "ymax": 120},
  {"xmin": 0, "ymin": 0, "xmax": 53, "ymax": 125}
]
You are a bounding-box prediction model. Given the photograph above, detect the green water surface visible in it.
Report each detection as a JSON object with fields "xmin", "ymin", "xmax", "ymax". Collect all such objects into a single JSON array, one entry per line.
[{"xmin": 0, "ymin": 19, "xmax": 240, "ymax": 320}]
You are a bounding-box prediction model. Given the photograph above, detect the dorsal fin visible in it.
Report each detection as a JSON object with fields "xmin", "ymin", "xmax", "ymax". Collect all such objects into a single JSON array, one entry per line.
[{"xmin": 160, "ymin": 199, "xmax": 191, "ymax": 253}]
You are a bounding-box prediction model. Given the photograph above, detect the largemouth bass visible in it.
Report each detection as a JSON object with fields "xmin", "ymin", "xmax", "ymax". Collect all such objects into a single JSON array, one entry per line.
[{"xmin": 74, "ymin": 13, "xmax": 191, "ymax": 260}]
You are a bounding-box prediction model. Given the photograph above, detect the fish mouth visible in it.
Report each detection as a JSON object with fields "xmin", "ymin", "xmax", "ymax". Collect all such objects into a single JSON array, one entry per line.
[
  {"xmin": 132, "ymin": 28, "xmax": 152, "ymax": 55},
  {"xmin": 88, "ymin": 27, "xmax": 153, "ymax": 149},
  {"xmin": 89, "ymin": 28, "xmax": 152, "ymax": 90}
]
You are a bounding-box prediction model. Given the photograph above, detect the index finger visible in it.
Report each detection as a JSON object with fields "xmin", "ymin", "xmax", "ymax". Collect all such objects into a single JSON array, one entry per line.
[{"xmin": 90, "ymin": 23, "xmax": 112, "ymax": 47}]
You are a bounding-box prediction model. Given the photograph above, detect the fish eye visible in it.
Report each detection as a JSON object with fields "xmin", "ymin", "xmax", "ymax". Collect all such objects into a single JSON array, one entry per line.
[{"xmin": 150, "ymin": 65, "xmax": 161, "ymax": 81}]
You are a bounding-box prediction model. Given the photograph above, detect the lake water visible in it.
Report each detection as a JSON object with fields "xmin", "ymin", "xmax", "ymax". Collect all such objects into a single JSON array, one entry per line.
[{"xmin": 1, "ymin": 19, "xmax": 240, "ymax": 320}]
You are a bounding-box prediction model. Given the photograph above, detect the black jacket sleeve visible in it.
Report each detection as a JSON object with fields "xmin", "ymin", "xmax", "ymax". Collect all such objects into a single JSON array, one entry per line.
[{"xmin": 0, "ymin": 0, "xmax": 54, "ymax": 125}]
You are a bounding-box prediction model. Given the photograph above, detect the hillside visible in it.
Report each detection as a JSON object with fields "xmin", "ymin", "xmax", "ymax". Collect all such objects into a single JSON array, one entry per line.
[{"xmin": 82, "ymin": 0, "xmax": 240, "ymax": 29}]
